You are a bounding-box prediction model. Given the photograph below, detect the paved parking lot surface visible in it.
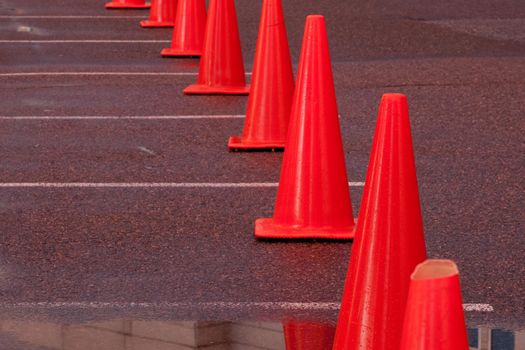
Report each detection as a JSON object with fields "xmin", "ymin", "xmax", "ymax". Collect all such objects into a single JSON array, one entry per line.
[{"xmin": 0, "ymin": 0, "xmax": 524, "ymax": 342}]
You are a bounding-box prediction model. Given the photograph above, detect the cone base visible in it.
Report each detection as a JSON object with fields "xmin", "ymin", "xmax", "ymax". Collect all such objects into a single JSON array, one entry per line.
[
  {"xmin": 184, "ymin": 84, "xmax": 250, "ymax": 95},
  {"xmin": 140, "ymin": 20, "xmax": 175, "ymax": 27},
  {"xmin": 228, "ymin": 136, "xmax": 285, "ymax": 151},
  {"xmin": 255, "ymin": 218, "xmax": 355, "ymax": 240},
  {"xmin": 105, "ymin": 2, "xmax": 150, "ymax": 9},
  {"xmin": 161, "ymin": 48, "xmax": 201, "ymax": 58}
]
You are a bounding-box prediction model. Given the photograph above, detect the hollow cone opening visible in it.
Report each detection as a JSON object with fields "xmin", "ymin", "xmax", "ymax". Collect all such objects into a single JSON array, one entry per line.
[{"xmin": 411, "ymin": 259, "xmax": 458, "ymax": 280}]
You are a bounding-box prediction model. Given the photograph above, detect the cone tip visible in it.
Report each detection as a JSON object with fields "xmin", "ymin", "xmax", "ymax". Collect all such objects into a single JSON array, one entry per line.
[
  {"xmin": 412, "ymin": 259, "xmax": 459, "ymax": 281},
  {"xmin": 306, "ymin": 14, "xmax": 325, "ymax": 23},
  {"xmin": 381, "ymin": 93, "xmax": 407, "ymax": 103}
]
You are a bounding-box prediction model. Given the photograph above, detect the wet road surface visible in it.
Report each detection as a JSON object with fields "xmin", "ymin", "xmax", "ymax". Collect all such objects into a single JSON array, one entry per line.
[{"xmin": 0, "ymin": 0, "xmax": 524, "ymax": 346}]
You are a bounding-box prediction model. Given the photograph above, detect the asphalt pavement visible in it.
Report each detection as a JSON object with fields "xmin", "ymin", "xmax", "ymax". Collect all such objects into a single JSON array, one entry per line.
[{"xmin": 0, "ymin": 0, "xmax": 524, "ymax": 345}]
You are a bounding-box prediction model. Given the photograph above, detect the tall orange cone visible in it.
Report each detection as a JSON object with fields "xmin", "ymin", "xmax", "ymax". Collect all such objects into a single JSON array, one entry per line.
[
  {"xmin": 140, "ymin": 0, "xmax": 177, "ymax": 28},
  {"xmin": 332, "ymin": 94, "xmax": 427, "ymax": 349},
  {"xmin": 400, "ymin": 260, "xmax": 470, "ymax": 350},
  {"xmin": 105, "ymin": 0, "xmax": 150, "ymax": 9},
  {"xmin": 284, "ymin": 321, "xmax": 336, "ymax": 350},
  {"xmin": 184, "ymin": 0, "xmax": 249, "ymax": 95},
  {"xmin": 161, "ymin": 0, "xmax": 206, "ymax": 57},
  {"xmin": 228, "ymin": 0, "xmax": 294, "ymax": 150},
  {"xmin": 255, "ymin": 15, "xmax": 355, "ymax": 239}
]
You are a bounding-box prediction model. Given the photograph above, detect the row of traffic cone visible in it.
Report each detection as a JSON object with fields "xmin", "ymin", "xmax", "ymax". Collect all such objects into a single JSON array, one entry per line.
[
  {"xmin": 285, "ymin": 259, "xmax": 469, "ymax": 350},
  {"xmin": 266, "ymin": 44, "xmax": 470, "ymax": 347},
  {"xmin": 244, "ymin": 11, "xmax": 467, "ymax": 350},
  {"xmin": 104, "ymin": 0, "xmax": 471, "ymax": 348},
  {"xmin": 106, "ymin": 0, "xmax": 248, "ymax": 91},
  {"xmin": 106, "ymin": 1, "xmax": 351, "ymax": 234},
  {"xmin": 108, "ymin": 0, "xmax": 330, "ymax": 150}
]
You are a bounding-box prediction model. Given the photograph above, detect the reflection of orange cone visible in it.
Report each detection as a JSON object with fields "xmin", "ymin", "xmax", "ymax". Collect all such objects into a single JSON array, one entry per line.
[
  {"xmin": 184, "ymin": 0, "xmax": 249, "ymax": 95},
  {"xmin": 140, "ymin": 0, "xmax": 177, "ymax": 28},
  {"xmin": 161, "ymin": 0, "xmax": 206, "ymax": 57},
  {"xmin": 332, "ymin": 94, "xmax": 427, "ymax": 349},
  {"xmin": 228, "ymin": 0, "xmax": 294, "ymax": 150},
  {"xmin": 284, "ymin": 321, "xmax": 336, "ymax": 350},
  {"xmin": 105, "ymin": 0, "xmax": 150, "ymax": 9},
  {"xmin": 255, "ymin": 15, "xmax": 355, "ymax": 239},
  {"xmin": 400, "ymin": 260, "xmax": 470, "ymax": 350}
]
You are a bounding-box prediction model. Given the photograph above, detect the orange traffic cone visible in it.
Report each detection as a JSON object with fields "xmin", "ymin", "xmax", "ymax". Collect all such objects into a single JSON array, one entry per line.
[
  {"xmin": 161, "ymin": 0, "xmax": 206, "ymax": 57},
  {"xmin": 228, "ymin": 0, "xmax": 294, "ymax": 150},
  {"xmin": 184, "ymin": 0, "xmax": 249, "ymax": 95},
  {"xmin": 140, "ymin": 0, "xmax": 177, "ymax": 28},
  {"xmin": 105, "ymin": 0, "xmax": 150, "ymax": 9},
  {"xmin": 400, "ymin": 260, "xmax": 470, "ymax": 350},
  {"xmin": 284, "ymin": 321, "xmax": 336, "ymax": 350},
  {"xmin": 255, "ymin": 15, "xmax": 355, "ymax": 239},
  {"xmin": 332, "ymin": 94, "xmax": 427, "ymax": 349}
]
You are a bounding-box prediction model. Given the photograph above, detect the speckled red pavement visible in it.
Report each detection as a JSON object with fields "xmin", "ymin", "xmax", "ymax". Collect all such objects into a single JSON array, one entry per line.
[{"xmin": 0, "ymin": 0, "xmax": 524, "ymax": 334}]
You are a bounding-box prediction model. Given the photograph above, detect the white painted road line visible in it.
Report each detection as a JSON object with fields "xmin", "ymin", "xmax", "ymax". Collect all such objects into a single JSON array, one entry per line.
[
  {"xmin": 463, "ymin": 304, "xmax": 495, "ymax": 312},
  {"xmin": 0, "ymin": 72, "xmax": 252, "ymax": 77},
  {"xmin": 0, "ymin": 115, "xmax": 245, "ymax": 120},
  {"xmin": 0, "ymin": 182, "xmax": 366, "ymax": 188},
  {"xmin": 0, "ymin": 301, "xmax": 494, "ymax": 312},
  {"xmin": 0, "ymin": 72, "xmax": 195, "ymax": 77},
  {"xmin": 0, "ymin": 40, "xmax": 170, "ymax": 43},
  {"xmin": 0, "ymin": 16, "xmax": 146, "ymax": 19}
]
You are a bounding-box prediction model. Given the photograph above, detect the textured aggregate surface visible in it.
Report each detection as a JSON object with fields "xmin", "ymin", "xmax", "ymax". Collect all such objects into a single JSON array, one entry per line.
[{"xmin": 0, "ymin": 0, "xmax": 524, "ymax": 334}]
